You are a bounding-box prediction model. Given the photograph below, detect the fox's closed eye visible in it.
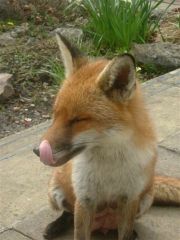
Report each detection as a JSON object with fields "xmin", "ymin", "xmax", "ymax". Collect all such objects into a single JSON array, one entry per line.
[{"xmin": 69, "ymin": 117, "xmax": 90, "ymax": 125}]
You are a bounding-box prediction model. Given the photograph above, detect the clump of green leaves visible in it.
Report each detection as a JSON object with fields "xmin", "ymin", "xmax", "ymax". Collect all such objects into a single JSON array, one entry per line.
[{"xmin": 79, "ymin": 0, "xmax": 174, "ymax": 51}]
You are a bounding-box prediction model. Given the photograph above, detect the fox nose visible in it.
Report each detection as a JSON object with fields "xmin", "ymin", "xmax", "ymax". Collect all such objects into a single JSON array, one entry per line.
[{"xmin": 33, "ymin": 146, "xmax": 40, "ymax": 157}]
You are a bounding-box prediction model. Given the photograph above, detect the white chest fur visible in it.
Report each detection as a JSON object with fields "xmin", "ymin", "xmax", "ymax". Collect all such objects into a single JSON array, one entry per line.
[{"xmin": 72, "ymin": 130, "xmax": 155, "ymax": 207}]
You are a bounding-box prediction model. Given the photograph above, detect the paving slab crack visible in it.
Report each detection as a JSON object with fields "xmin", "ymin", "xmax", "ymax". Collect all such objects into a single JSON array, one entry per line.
[
  {"xmin": 12, "ymin": 228, "xmax": 36, "ymax": 240},
  {"xmin": 0, "ymin": 227, "xmax": 11, "ymax": 234},
  {"xmin": 159, "ymin": 145, "xmax": 180, "ymax": 155}
]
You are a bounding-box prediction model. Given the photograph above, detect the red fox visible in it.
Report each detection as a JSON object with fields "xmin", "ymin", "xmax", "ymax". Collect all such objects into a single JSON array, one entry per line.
[{"xmin": 33, "ymin": 34, "xmax": 180, "ymax": 240}]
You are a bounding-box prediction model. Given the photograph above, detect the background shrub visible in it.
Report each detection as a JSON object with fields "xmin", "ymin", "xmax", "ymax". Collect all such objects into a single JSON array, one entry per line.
[{"xmin": 80, "ymin": 0, "xmax": 174, "ymax": 52}]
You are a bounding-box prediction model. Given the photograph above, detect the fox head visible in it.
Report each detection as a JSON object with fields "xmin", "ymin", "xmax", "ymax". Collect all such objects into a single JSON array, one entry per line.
[{"xmin": 34, "ymin": 34, "xmax": 149, "ymax": 166}]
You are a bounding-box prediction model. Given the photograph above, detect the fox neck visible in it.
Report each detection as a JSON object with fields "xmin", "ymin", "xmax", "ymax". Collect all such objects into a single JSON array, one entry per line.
[
  {"xmin": 76, "ymin": 128, "xmax": 156, "ymax": 163},
  {"xmin": 72, "ymin": 128, "xmax": 156, "ymax": 204}
]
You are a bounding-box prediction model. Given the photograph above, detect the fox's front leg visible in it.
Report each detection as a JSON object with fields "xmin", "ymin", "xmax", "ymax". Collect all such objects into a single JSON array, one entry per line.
[
  {"xmin": 117, "ymin": 198, "xmax": 139, "ymax": 240},
  {"xmin": 74, "ymin": 201, "xmax": 94, "ymax": 240}
]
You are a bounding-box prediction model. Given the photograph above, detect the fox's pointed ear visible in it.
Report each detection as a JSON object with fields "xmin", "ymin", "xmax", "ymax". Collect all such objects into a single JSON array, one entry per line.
[
  {"xmin": 97, "ymin": 54, "xmax": 136, "ymax": 101},
  {"xmin": 56, "ymin": 33, "xmax": 88, "ymax": 78}
]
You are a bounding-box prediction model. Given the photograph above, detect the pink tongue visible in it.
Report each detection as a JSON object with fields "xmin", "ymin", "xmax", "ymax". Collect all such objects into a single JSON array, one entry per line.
[{"xmin": 39, "ymin": 140, "xmax": 56, "ymax": 165}]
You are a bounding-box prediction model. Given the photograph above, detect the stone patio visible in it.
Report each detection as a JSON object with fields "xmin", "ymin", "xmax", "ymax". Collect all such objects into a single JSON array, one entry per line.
[{"xmin": 0, "ymin": 69, "xmax": 180, "ymax": 239}]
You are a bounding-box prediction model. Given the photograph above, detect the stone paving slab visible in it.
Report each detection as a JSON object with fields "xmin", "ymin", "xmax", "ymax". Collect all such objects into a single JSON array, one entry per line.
[
  {"xmin": 0, "ymin": 150, "xmax": 51, "ymax": 227},
  {"xmin": 152, "ymin": 68, "xmax": 180, "ymax": 87},
  {"xmin": 0, "ymin": 223, "xmax": 8, "ymax": 234},
  {"xmin": 0, "ymin": 120, "xmax": 50, "ymax": 161},
  {"xmin": 142, "ymin": 68, "xmax": 180, "ymax": 98},
  {"xmin": 146, "ymin": 86, "xmax": 180, "ymax": 142},
  {"xmin": 135, "ymin": 207, "xmax": 180, "ymax": 240},
  {"xmin": 13, "ymin": 207, "xmax": 60, "ymax": 240},
  {"xmin": 160, "ymin": 131, "xmax": 180, "ymax": 154},
  {"xmin": 0, "ymin": 229, "xmax": 31, "ymax": 240},
  {"xmin": 157, "ymin": 146, "xmax": 180, "ymax": 178}
]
